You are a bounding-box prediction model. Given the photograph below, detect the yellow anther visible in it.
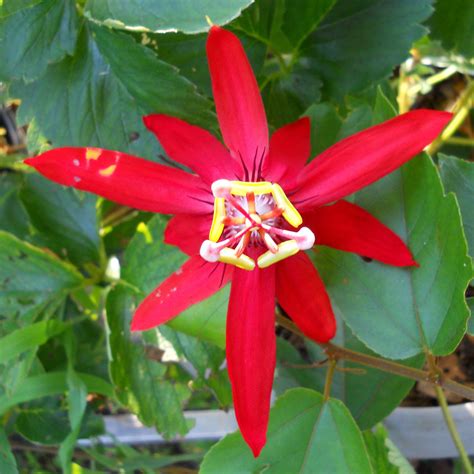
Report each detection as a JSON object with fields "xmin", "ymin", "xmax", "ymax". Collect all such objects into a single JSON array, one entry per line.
[
  {"xmin": 257, "ymin": 240, "xmax": 299, "ymax": 269},
  {"xmin": 271, "ymin": 183, "xmax": 302, "ymax": 228},
  {"xmin": 209, "ymin": 197, "xmax": 226, "ymax": 242},
  {"xmin": 86, "ymin": 148, "xmax": 101, "ymax": 160},
  {"xmin": 99, "ymin": 164, "xmax": 117, "ymax": 177},
  {"xmin": 218, "ymin": 247, "xmax": 255, "ymax": 271},
  {"xmin": 230, "ymin": 181, "xmax": 273, "ymax": 196}
]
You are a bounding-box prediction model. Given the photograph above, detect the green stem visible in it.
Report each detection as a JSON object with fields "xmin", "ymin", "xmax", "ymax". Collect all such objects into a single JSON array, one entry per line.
[
  {"xmin": 445, "ymin": 137, "xmax": 474, "ymax": 146},
  {"xmin": 427, "ymin": 80, "xmax": 474, "ymax": 155},
  {"xmin": 276, "ymin": 315, "xmax": 474, "ymax": 401},
  {"xmin": 323, "ymin": 359, "xmax": 337, "ymax": 400},
  {"xmin": 434, "ymin": 384, "xmax": 473, "ymax": 474}
]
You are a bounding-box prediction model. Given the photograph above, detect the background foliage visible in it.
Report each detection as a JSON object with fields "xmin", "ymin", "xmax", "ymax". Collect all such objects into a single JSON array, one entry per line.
[{"xmin": 0, "ymin": 0, "xmax": 473, "ymax": 472}]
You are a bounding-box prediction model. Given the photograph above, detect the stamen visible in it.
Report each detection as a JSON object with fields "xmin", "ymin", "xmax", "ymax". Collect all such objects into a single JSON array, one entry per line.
[
  {"xmin": 271, "ymin": 183, "xmax": 302, "ymax": 228},
  {"xmin": 219, "ymin": 248, "xmax": 255, "ymax": 271},
  {"xmin": 259, "ymin": 207, "xmax": 284, "ymax": 221},
  {"xmin": 209, "ymin": 197, "xmax": 226, "ymax": 242},
  {"xmin": 246, "ymin": 192, "xmax": 256, "ymax": 214},
  {"xmin": 257, "ymin": 240, "xmax": 300, "ymax": 268},
  {"xmin": 234, "ymin": 231, "xmax": 251, "ymax": 257},
  {"xmin": 259, "ymin": 228, "xmax": 278, "ymax": 253},
  {"xmin": 262, "ymin": 225, "xmax": 315, "ymax": 250}
]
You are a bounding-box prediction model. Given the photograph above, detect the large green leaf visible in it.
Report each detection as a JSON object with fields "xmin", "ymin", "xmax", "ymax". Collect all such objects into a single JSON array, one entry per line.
[
  {"xmin": 0, "ymin": 231, "xmax": 82, "ymax": 326},
  {"xmin": 275, "ymin": 325, "xmax": 423, "ymax": 430},
  {"xmin": 85, "ymin": 0, "xmax": 253, "ymax": 34},
  {"xmin": 201, "ymin": 388, "xmax": 373, "ymax": 474},
  {"xmin": 0, "ymin": 320, "xmax": 66, "ymax": 364},
  {"xmin": 439, "ymin": 154, "xmax": 474, "ymax": 260},
  {"xmin": 0, "ymin": 372, "xmax": 113, "ymax": 414},
  {"xmin": 13, "ymin": 22, "xmax": 213, "ymax": 157},
  {"xmin": 236, "ymin": 0, "xmax": 335, "ymax": 54},
  {"xmin": 122, "ymin": 216, "xmax": 228, "ymax": 347},
  {"xmin": 0, "ymin": 0, "xmax": 77, "ymax": 81},
  {"xmin": 20, "ymin": 174, "xmax": 102, "ymax": 266},
  {"xmin": 0, "ymin": 427, "xmax": 17, "ymax": 474},
  {"xmin": 313, "ymin": 93, "xmax": 472, "ymax": 359},
  {"xmin": 0, "ymin": 174, "xmax": 30, "ymax": 240},
  {"xmin": 427, "ymin": 0, "xmax": 474, "ymax": 57},
  {"xmin": 301, "ymin": 0, "xmax": 433, "ymax": 99},
  {"xmin": 106, "ymin": 285, "xmax": 192, "ymax": 438}
]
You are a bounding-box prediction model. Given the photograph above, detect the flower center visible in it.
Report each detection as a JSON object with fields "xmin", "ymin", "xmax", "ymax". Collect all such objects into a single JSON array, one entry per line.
[{"xmin": 199, "ymin": 179, "xmax": 315, "ymax": 271}]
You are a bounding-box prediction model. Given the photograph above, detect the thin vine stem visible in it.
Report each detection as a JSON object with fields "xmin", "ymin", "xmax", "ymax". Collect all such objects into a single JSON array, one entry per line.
[
  {"xmin": 276, "ymin": 315, "xmax": 474, "ymax": 401},
  {"xmin": 434, "ymin": 385, "xmax": 473, "ymax": 474},
  {"xmin": 323, "ymin": 359, "xmax": 337, "ymax": 400}
]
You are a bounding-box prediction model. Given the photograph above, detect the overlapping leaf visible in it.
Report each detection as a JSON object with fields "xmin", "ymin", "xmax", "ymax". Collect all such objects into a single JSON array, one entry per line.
[
  {"xmin": 13, "ymin": 22, "xmax": 213, "ymax": 157},
  {"xmin": 106, "ymin": 285, "xmax": 192, "ymax": 438},
  {"xmin": 85, "ymin": 0, "xmax": 253, "ymax": 34},
  {"xmin": 0, "ymin": 0, "xmax": 78, "ymax": 81},
  {"xmin": 0, "ymin": 231, "xmax": 82, "ymax": 327},
  {"xmin": 312, "ymin": 93, "xmax": 471, "ymax": 359},
  {"xmin": 21, "ymin": 174, "xmax": 102, "ymax": 266},
  {"xmin": 201, "ymin": 388, "xmax": 373, "ymax": 474}
]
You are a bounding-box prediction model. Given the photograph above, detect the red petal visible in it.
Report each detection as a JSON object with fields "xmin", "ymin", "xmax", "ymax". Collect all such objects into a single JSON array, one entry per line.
[
  {"xmin": 131, "ymin": 257, "xmax": 231, "ymax": 331},
  {"xmin": 294, "ymin": 110, "xmax": 452, "ymax": 209},
  {"xmin": 264, "ymin": 117, "xmax": 311, "ymax": 188},
  {"xmin": 25, "ymin": 148, "xmax": 213, "ymax": 215},
  {"xmin": 304, "ymin": 200, "xmax": 417, "ymax": 266},
  {"xmin": 227, "ymin": 265, "xmax": 276, "ymax": 457},
  {"xmin": 207, "ymin": 26, "xmax": 268, "ymax": 175},
  {"xmin": 164, "ymin": 213, "xmax": 211, "ymax": 256},
  {"xmin": 276, "ymin": 253, "xmax": 336, "ymax": 343},
  {"xmin": 143, "ymin": 114, "xmax": 238, "ymax": 184}
]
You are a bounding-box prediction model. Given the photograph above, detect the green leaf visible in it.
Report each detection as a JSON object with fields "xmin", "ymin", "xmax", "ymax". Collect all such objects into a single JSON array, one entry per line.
[
  {"xmin": 20, "ymin": 174, "xmax": 102, "ymax": 266},
  {"xmin": 363, "ymin": 424, "xmax": 415, "ymax": 474},
  {"xmin": 15, "ymin": 398, "xmax": 103, "ymax": 445},
  {"xmin": 313, "ymin": 91, "xmax": 472, "ymax": 359},
  {"xmin": 13, "ymin": 22, "xmax": 212, "ymax": 157},
  {"xmin": 276, "ymin": 328, "xmax": 423, "ymax": 430},
  {"xmin": 439, "ymin": 154, "xmax": 474, "ymax": 259},
  {"xmin": 201, "ymin": 388, "xmax": 373, "ymax": 474},
  {"xmin": 0, "ymin": 231, "xmax": 82, "ymax": 325},
  {"xmin": 0, "ymin": 174, "xmax": 30, "ymax": 240},
  {"xmin": 302, "ymin": 0, "xmax": 433, "ymax": 99},
  {"xmin": 106, "ymin": 285, "xmax": 192, "ymax": 439},
  {"xmin": 0, "ymin": 320, "xmax": 67, "ymax": 364},
  {"xmin": 0, "ymin": 0, "xmax": 78, "ymax": 81},
  {"xmin": 159, "ymin": 326, "xmax": 224, "ymax": 377},
  {"xmin": 85, "ymin": 0, "xmax": 253, "ymax": 34},
  {"xmin": 0, "ymin": 372, "xmax": 113, "ymax": 415},
  {"xmin": 427, "ymin": 0, "xmax": 474, "ymax": 57},
  {"xmin": 468, "ymin": 298, "xmax": 474, "ymax": 336},
  {"xmin": 122, "ymin": 216, "xmax": 227, "ymax": 347},
  {"xmin": 0, "ymin": 426, "xmax": 17, "ymax": 474}
]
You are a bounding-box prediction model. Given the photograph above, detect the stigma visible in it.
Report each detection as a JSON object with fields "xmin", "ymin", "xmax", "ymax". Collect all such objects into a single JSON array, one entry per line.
[{"xmin": 200, "ymin": 179, "xmax": 315, "ymax": 271}]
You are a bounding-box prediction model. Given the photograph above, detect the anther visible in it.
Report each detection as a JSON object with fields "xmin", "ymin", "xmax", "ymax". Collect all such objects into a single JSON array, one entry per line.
[
  {"xmin": 257, "ymin": 240, "xmax": 300, "ymax": 268},
  {"xmin": 211, "ymin": 179, "xmax": 233, "ymax": 198}
]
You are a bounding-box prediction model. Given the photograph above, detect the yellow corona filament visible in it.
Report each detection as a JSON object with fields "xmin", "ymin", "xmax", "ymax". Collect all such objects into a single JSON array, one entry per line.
[
  {"xmin": 86, "ymin": 148, "xmax": 102, "ymax": 160},
  {"xmin": 229, "ymin": 181, "xmax": 273, "ymax": 196},
  {"xmin": 218, "ymin": 247, "xmax": 255, "ymax": 271},
  {"xmin": 271, "ymin": 183, "xmax": 302, "ymax": 228},
  {"xmin": 99, "ymin": 164, "xmax": 117, "ymax": 177},
  {"xmin": 257, "ymin": 240, "xmax": 299, "ymax": 269},
  {"xmin": 209, "ymin": 197, "xmax": 226, "ymax": 242}
]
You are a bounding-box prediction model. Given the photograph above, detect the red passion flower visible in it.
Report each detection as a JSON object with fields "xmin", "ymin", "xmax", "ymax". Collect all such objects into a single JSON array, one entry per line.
[{"xmin": 25, "ymin": 26, "xmax": 451, "ymax": 457}]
